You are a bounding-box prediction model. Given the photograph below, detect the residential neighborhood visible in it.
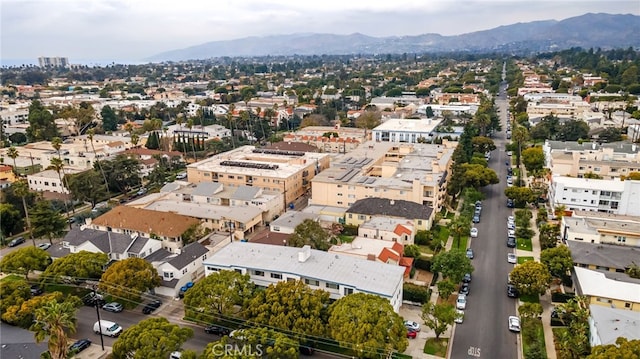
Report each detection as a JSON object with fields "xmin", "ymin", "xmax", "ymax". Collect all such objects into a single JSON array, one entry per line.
[{"xmin": 1, "ymin": 43, "xmax": 640, "ymax": 359}]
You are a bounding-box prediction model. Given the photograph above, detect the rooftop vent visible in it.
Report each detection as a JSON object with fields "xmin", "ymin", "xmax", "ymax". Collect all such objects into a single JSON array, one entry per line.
[{"xmin": 298, "ymin": 245, "xmax": 311, "ymax": 263}]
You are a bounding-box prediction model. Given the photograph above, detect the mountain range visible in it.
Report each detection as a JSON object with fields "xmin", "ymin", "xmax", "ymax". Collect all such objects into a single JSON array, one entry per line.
[{"xmin": 147, "ymin": 13, "xmax": 640, "ymax": 62}]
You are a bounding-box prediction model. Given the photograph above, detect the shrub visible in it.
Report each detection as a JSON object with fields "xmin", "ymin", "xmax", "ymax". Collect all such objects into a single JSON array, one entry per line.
[
  {"xmin": 341, "ymin": 224, "xmax": 358, "ymax": 236},
  {"xmin": 516, "ymin": 227, "xmax": 534, "ymax": 239},
  {"xmin": 414, "ymin": 256, "xmax": 432, "ymax": 271},
  {"xmin": 403, "ymin": 283, "xmax": 431, "ymax": 303},
  {"xmin": 551, "ymin": 292, "xmax": 575, "ymax": 303},
  {"xmin": 410, "ymin": 267, "xmax": 416, "ymax": 279}
]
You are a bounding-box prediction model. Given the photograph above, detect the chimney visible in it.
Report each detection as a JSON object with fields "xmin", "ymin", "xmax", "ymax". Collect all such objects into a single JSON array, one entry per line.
[{"xmin": 298, "ymin": 245, "xmax": 311, "ymax": 262}]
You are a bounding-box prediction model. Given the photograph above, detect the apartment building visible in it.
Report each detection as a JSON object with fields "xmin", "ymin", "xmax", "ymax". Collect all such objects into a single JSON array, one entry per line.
[
  {"xmin": 204, "ymin": 242, "xmax": 405, "ymax": 312},
  {"xmin": 282, "ymin": 125, "xmax": 367, "ymax": 153},
  {"xmin": 568, "ymin": 240, "xmax": 640, "ymax": 273},
  {"xmin": 543, "ymin": 140, "xmax": 640, "ymax": 179},
  {"xmin": 588, "ymin": 306, "xmax": 640, "ymax": 347},
  {"xmin": 0, "ymin": 105, "xmax": 29, "ymax": 135},
  {"xmin": 311, "ymin": 141, "xmax": 455, "ymax": 212},
  {"xmin": 432, "ymin": 92, "xmax": 480, "ymax": 105},
  {"xmin": 346, "ymin": 198, "xmax": 432, "ymax": 232},
  {"xmin": 329, "ymin": 238, "xmax": 412, "ymax": 277},
  {"xmin": 526, "ymin": 100, "xmax": 591, "ymax": 119},
  {"xmin": 574, "ymin": 266, "xmax": 640, "ymax": 312},
  {"xmin": 372, "ymin": 118, "xmax": 443, "ymax": 144},
  {"xmin": 417, "ymin": 104, "xmax": 478, "ymax": 117},
  {"xmin": 561, "ymin": 211, "xmax": 640, "ymax": 247},
  {"xmin": 38, "ymin": 56, "xmax": 69, "ymax": 68},
  {"xmin": 164, "ymin": 124, "xmax": 231, "ymax": 141},
  {"xmin": 27, "ymin": 168, "xmax": 82, "ymax": 194},
  {"xmin": 549, "ymin": 175, "xmax": 640, "ymax": 215},
  {"xmin": 187, "ymin": 146, "xmax": 330, "ymax": 206}
]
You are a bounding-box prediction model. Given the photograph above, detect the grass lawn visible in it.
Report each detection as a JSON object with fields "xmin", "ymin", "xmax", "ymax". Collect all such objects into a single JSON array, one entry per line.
[
  {"xmin": 517, "ymin": 256, "xmax": 534, "ymax": 264},
  {"xmin": 445, "ymin": 211, "xmax": 455, "ymax": 220},
  {"xmin": 338, "ymin": 234, "xmax": 355, "ymax": 243},
  {"xmin": 0, "ymin": 274, "xmax": 24, "ymax": 282},
  {"xmin": 417, "ymin": 245, "xmax": 435, "ymax": 255},
  {"xmin": 45, "ymin": 283, "xmax": 91, "ymax": 297},
  {"xmin": 520, "ymin": 293, "xmax": 540, "ymax": 304},
  {"xmin": 435, "ymin": 226, "xmax": 451, "ymax": 243},
  {"xmin": 452, "ymin": 236, "xmax": 468, "ymax": 251},
  {"xmin": 424, "ymin": 338, "xmax": 449, "ymax": 356},
  {"xmin": 517, "ymin": 237, "xmax": 533, "ymax": 251},
  {"xmin": 522, "ymin": 318, "xmax": 547, "ymax": 359}
]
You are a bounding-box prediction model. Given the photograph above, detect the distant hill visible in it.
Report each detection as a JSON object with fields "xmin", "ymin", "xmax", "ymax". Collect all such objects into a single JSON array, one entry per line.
[{"xmin": 147, "ymin": 13, "xmax": 640, "ymax": 62}]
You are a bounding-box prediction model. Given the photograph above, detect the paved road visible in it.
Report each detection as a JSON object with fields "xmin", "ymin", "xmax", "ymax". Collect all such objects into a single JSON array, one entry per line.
[{"xmin": 450, "ymin": 76, "xmax": 520, "ymax": 359}]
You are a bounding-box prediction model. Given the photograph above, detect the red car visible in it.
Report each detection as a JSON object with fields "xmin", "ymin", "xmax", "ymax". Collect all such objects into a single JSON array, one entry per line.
[{"xmin": 407, "ymin": 330, "xmax": 417, "ymax": 339}]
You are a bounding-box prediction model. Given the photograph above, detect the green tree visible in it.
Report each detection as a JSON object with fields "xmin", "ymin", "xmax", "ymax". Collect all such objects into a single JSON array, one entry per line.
[
  {"xmin": 583, "ymin": 172, "xmax": 603, "ymax": 179},
  {"xmin": 65, "ymin": 170, "xmax": 107, "ymax": 207},
  {"xmin": 436, "ymin": 279, "xmax": 456, "ymax": 300},
  {"xmin": 183, "ymin": 269, "xmax": 254, "ymax": 323},
  {"xmin": 512, "ymin": 126, "xmax": 529, "ymax": 168},
  {"xmin": 0, "ymin": 203, "xmax": 23, "ymax": 238},
  {"xmin": 146, "ymin": 131, "xmax": 160, "ymax": 150},
  {"xmin": 0, "ymin": 278, "xmax": 32, "ymax": 318},
  {"xmin": 7, "ymin": 146, "xmax": 19, "ymax": 174},
  {"xmin": 459, "ymin": 163, "xmax": 499, "ymax": 189},
  {"xmin": 540, "ymin": 246, "xmax": 573, "ymax": 278},
  {"xmin": 355, "ymin": 110, "xmax": 382, "ymax": 129},
  {"xmin": 0, "ymin": 246, "xmax": 51, "ymax": 279},
  {"xmin": 598, "ymin": 127, "xmax": 623, "ymax": 143},
  {"xmin": 202, "ymin": 328, "xmax": 299, "ymax": 359},
  {"xmin": 2, "ymin": 291, "xmax": 75, "ymax": 328},
  {"xmin": 518, "ymin": 302, "xmax": 543, "ymax": 319},
  {"xmin": 98, "ymin": 154, "xmax": 141, "ymax": 194},
  {"xmin": 539, "ymin": 223, "xmax": 561, "ymax": 250},
  {"xmin": 431, "ymin": 249, "xmax": 474, "ymax": 285},
  {"xmin": 288, "ymin": 219, "xmax": 331, "ymax": 250},
  {"xmin": 627, "ymin": 263, "xmax": 640, "ymax": 279},
  {"xmin": 41, "ymin": 251, "xmax": 108, "ymax": 282},
  {"xmin": 421, "ymin": 302, "xmax": 459, "ymax": 340},
  {"xmin": 403, "ymin": 244, "xmax": 422, "ymax": 258},
  {"xmin": 32, "ymin": 300, "xmax": 79, "ymax": 359},
  {"xmin": 101, "ymin": 105, "xmax": 118, "ymax": 132},
  {"xmin": 504, "ymin": 186, "xmax": 537, "ymax": 207},
  {"xmin": 327, "ymin": 293, "xmax": 408, "ymax": 358},
  {"xmin": 112, "ymin": 317, "xmax": 193, "ymax": 359},
  {"xmin": 449, "ymin": 215, "xmax": 471, "ymax": 250},
  {"xmin": 245, "ymin": 280, "xmax": 329, "ymax": 339},
  {"xmin": 26, "ymin": 100, "xmax": 59, "ymax": 141},
  {"xmin": 99, "ymin": 258, "xmax": 161, "ymax": 303},
  {"xmin": 521, "ymin": 147, "xmax": 545, "ymax": 172},
  {"xmin": 587, "ymin": 338, "xmax": 640, "ymax": 359},
  {"xmin": 471, "ymin": 136, "xmax": 496, "ymax": 154},
  {"xmin": 509, "ymin": 261, "xmax": 551, "ymax": 296},
  {"xmin": 560, "ymin": 119, "xmax": 590, "ymax": 141},
  {"xmin": 12, "ymin": 180, "xmax": 35, "ymax": 245},
  {"xmin": 30, "ymin": 200, "xmax": 66, "ymax": 245}
]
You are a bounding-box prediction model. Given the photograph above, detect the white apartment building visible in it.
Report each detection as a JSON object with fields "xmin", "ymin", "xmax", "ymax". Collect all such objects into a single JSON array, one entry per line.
[
  {"xmin": 372, "ymin": 118, "xmax": 443, "ymax": 143},
  {"xmin": 549, "ymin": 175, "xmax": 640, "ymax": 216},
  {"xmin": 560, "ymin": 211, "xmax": 640, "ymax": 247},
  {"xmin": 203, "ymin": 242, "xmax": 405, "ymax": 312},
  {"xmin": 165, "ymin": 124, "xmax": 231, "ymax": 141},
  {"xmin": 27, "ymin": 168, "xmax": 82, "ymax": 194},
  {"xmin": 543, "ymin": 140, "xmax": 640, "ymax": 179},
  {"xmin": 417, "ymin": 104, "xmax": 478, "ymax": 117}
]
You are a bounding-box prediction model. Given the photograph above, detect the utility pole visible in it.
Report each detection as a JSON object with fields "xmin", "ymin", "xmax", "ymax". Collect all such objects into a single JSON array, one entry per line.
[{"xmin": 88, "ymin": 281, "xmax": 105, "ymax": 350}]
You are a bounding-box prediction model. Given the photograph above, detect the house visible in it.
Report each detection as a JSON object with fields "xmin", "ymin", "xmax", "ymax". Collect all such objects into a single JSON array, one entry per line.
[
  {"xmin": 560, "ymin": 211, "xmax": 640, "ymax": 247},
  {"xmin": 52, "ymin": 227, "xmax": 163, "ymax": 260},
  {"xmin": 345, "ymin": 198, "xmax": 433, "ymax": 232},
  {"xmin": 329, "ymin": 238, "xmax": 413, "ymax": 277},
  {"xmin": 573, "ymin": 266, "xmax": 640, "ymax": 312},
  {"xmin": 357, "ymin": 216, "xmax": 416, "ymax": 245},
  {"xmin": 0, "ymin": 165, "xmax": 18, "ymax": 183},
  {"xmin": 567, "ymin": 240, "xmax": 640, "ymax": 273},
  {"xmin": 204, "ymin": 242, "xmax": 405, "ymax": 312},
  {"xmin": 588, "ymin": 305, "xmax": 640, "ymax": 347},
  {"xmin": 152, "ymin": 242, "xmax": 211, "ymax": 298},
  {"xmin": 88, "ymin": 206, "xmax": 201, "ymax": 252},
  {"xmin": 269, "ymin": 211, "xmax": 318, "ymax": 234}
]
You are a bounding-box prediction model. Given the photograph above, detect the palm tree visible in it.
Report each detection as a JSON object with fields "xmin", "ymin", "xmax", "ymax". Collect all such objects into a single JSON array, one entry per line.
[
  {"xmin": 50, "ymin": 137, "xmax": 72, "ymax": 228},
  {"xmin": 32, "ymin": 301, "xmax": 78, "ymax": 359},
  {"xmin": 449, "ymin": 216, "xmax": 470, "ymax": 250},
  {"xmin": 554, "ymin": 204, "xmax": 567, "ymax": 221},
  {"xmin": 87, "ymin": 129, "xmax": 110, "ymax": 198},
  {"xmin": 512, "ymin": 126, "xmax": 529, "ymax": 171},
  {"xmin": 13, "ymin": 180, "xmax": 35, "ymax": 246},
  {"xmin": 186, "ymin": 119, "xmax": 197, "ymax": 161},
  {"xmin": 7, "ymin": 146, "xmax": 19, "ymax": 176},
  {"xmin": 131, "ymin": 133, "xmax": 140, "ymax": 148},
  {"xmin": 226, "ymin": 104, "xmax": 236, "ymax": 149}
]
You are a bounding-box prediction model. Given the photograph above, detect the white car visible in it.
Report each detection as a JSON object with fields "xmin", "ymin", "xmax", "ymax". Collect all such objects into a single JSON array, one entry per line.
[
  {"xmin": 508, "ymin": 316, "xmax": 521, "ymax": 332},
  {"xmin": 456, "ymin": 294, "xmax": 467, "ymax": 310},
  {"xmin": 507, "ymin": 151, "xmax": 513, "ymax": 156},
  {"xmin": 508, "ymin": 229, "xmax": 516, "ymax": 237},
  {"xmin": 455, "ymin": 310, "xmax": 464, "ymax": 324},
  {"xmin": 507, "ymin": 253, "xmax": 517, "ymax": 264},
  {"xmin": 508, "ymin": 216, "xmax": 515, "ymax": 223},
  {"xmin": 404, "ymin": 320, "xmax": 421, "ymax": 332},
  {"xmin": 37, "ymin": 243, "xmax": 51, "ymax": 250},
  {"xmin": 470, "ymin": 228, "xmax": 478, "ymax": 238},
  {"xmin": 507, "ymin": 222, "xmax": 515, "ymax": 230}
]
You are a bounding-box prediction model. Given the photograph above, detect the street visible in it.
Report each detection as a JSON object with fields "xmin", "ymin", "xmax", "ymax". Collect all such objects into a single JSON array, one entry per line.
[{"xmin": 449, "ymin": 76, "xmax": 520, "ymax": 359}]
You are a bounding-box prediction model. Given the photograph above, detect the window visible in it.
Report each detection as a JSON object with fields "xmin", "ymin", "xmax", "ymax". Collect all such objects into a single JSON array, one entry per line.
[
  {"xmin": 305, "ymin": 279, "xmax": 319, "ymax": 286},
  {"xmin": 625, "ymin": 302, "xmax": 631, "ymax": 308},
  {"xmin": 326, "ymin": 282, "xmax": 339, "ymax": 290},
  {"xmin": 228, "ymin": 175, "xmax": 235, "ymax": 179},
  {"xmin": 616, "ymin": 236, "xmax": 626, "ymax": 243},
  {"xmin": 234, "ymin": 269, "xmax": 242, "ymax": 274},
  {"xmin": 344, "ymin": 287, "xmax": 354, "ymax": 295},
  {"xmin": 358, "ymin": 215, "xmax": 366, "ymax": 220},
  {"xmin": 253, "ymin": 270, "xmax": 264, "ymax": 276},
  {"xmin": 592, "ymin": 190, "xmax": 598, "ymax": 195},
  {"xmin": 271, "ymin": 273, "xmax": 282, "ymax": 279},
  {"xmin": 418, "ymin": 220, "xmax": 423, "ymax": 225},
  {"xmin": 206, "ymin": 266, "xmax": 219, "ymax": 272},
  {"xmin": 182, "ymin": 268, "xmax": 188, "ymax": 274},
  {"xmin": 611, "ymin": 202, "xmax": 619, "ymax": 209},
  {"xmin": 337, "ymin": 193, "xmax": 343, "ymax": 196},
  {"xmin": 163, "ymin": 272, "xmax": 174, "ymax": 279}
]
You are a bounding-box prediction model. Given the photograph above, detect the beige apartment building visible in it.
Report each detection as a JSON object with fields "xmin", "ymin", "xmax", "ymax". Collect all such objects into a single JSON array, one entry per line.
[
  {"xmin": 282, "ymin": 125, "xmax": 367, "ymax": 153},
  {"xmin": 310, "ymin": 141, "xmax": 456, "ymax": 212},
  {"xmin": 186, "ymin": 146, "xmax": 330, "ymax": 206},
  {"xmin": 543, "ymin": 140, "xmax": 640, "ymax": 179}
]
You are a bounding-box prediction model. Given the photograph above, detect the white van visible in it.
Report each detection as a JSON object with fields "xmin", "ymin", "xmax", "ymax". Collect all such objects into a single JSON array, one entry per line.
[{"xmin": 93, "ymin": 320, "xmax": 123, "ymax": 337}]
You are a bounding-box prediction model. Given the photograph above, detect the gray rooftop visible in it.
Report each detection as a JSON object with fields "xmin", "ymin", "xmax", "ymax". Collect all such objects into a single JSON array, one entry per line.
[
  {"xmin": 589, "ymin": 305, "xmax": 640, "ymax": 345},
  {"xmin": 0, "ymin": 323, "xmax": 48, "ymax": 359},
  {"xmin": 546, "ymin": 140, "xmax": 640, "ymax": 154},
  {"xmin": 346, "ymin": 197, "xmax": 433, "ymax": 220},
  {"xmin": 168, "ymin": 242, "xmax": 209, "ymax": 270},
  {"xmin": 63, "ymin": 228, "xmax": 152, "ymax": 257},
  {"xmin": 270, "ymin": 211, "xmax": 318, "ymax": 229},
  {"xmin": 568, "ymin": 241, "xmax": 640, "ymax": 271},
  {"xmin": 230, "ymin": 186, "xmax": 260, "ymax": 201},
  {"xmin": 204, "ymin": 242, "xmax": 405, "ymax": 298},
  {"xmin": 192, "ymin": 182, "xmax": 223, "ymax": 197}
]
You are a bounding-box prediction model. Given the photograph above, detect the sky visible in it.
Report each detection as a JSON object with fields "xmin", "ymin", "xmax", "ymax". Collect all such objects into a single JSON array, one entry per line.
[{"xmin": 1, "ymin": 0, "xmax": 639, "ymax": 63}]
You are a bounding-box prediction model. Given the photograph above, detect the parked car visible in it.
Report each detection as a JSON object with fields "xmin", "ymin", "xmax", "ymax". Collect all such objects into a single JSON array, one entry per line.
[
  {"xmin": 8, "ymin": 236, "xmax": 25, "ymax": 247},
  {"xmin": 93, "ymin": 320, "xmax": 122, "ymax": 337},
  {"xmin": 508, "ymin": 229, "xmax": 516, "ymax": 237},
  {"xmin": 37, "ymin": 243, "xmax": 51, "ymax": 250},
  {"xmin": 463, "ymin": 273, "xmax": 472, "ymax": 283},
  {"xmin": 507, "ymin": 253, "xmax": 517, "ymax": 264},
  {"xmin": 507, "ymin": 284, "xmax": 519, "ymax": 298},
  {"xmin": 506, "ymin": 199, "xmax": 515, "ymax": 208},
  {"xmin": 407, "ymin": 329, "xmax": 417, "ymax": 339},
  {"xmin": 404, "ymin": 320, "xmax": 421, "ymax": 332},
  {"xmin": 30, "ymin": 284, "xmax": 43, "ymax": 296},
  {"xmin": 142, "ymin": 299, "xmax": 162, "ymax": 314},
  {"xmin": 456, "ymin": 294, "xmax": 467, "ymax": 310},
  {"xmin": 102, "ymin": 302, "xmax": 124, "ymax": 313},
  {"xmin": 508, "ymin": 316, "xmax": 521, "ymax": 332},
  {"xmin": 455, "ymin": 309, "xmax": 464, "ymax": 324},
  {"xmin": 466, "ymin": 248, "xmax": 474, "ymax": 259},
  {"xmin": 470, "ymin": 228, "xmax": 478, "ymax": 238},
  {"xmin": 176, "ymin": 172, "xmax": 187, "ymax": 180},
  {"xmin": 459, "ymin": 282, "xmax": 470, "ymax": 296},
  {"xmin": 507, "ymin": 222, "xmax": 515, "ymax": 230},
  {"xmin": 69, "ymin": 339, "xmax": 92, "ymax": 354},
  {"xmin": 473, "ymin": 214, "xmax": 480, "ymax": 223},
  {"xmin": 204, "ymin": 324, "xmax": 230, "ymax": 336},
  {"xmin": 83, "ymin": 293, "xmax": 105, "ymax": 306},
  {"xmin": 507, "ymin": 237, "xmax": 517, "ymax": 248}
]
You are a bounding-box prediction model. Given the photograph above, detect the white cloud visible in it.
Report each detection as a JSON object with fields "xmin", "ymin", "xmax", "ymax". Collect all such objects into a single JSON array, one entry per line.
[{"xmin": 1, "ymin": 0, "xmax": 638, "ymax": 62}]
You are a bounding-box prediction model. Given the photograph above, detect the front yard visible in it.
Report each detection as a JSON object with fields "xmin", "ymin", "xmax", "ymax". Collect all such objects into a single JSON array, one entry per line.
[
  {"xmin": 522, "ymin": 318, "xmax": 547, "ymax": 359},
  {"xmin": 517, "ymin": 237, "xmax": 533, "ymax": 251},
  {"xmin": 424, "ymin": 338, "xmax": 449, "ymax": 356}
]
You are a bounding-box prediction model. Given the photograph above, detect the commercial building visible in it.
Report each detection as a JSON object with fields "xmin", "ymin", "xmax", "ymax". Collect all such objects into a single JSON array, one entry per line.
[
  {"xmin": 187, "ymin": 145, "xmax": 330, "ymax": 206},
  {"xmin": 549, "ymin": 175, "xmax": 640, "ymax": 216},
  {"xmin": 203, "ymin": 242, "xmax": 405, "ymax": 312},
  {"xmin": 311, "ymin": 141, "xmax": 455, "ymax": 212}
]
